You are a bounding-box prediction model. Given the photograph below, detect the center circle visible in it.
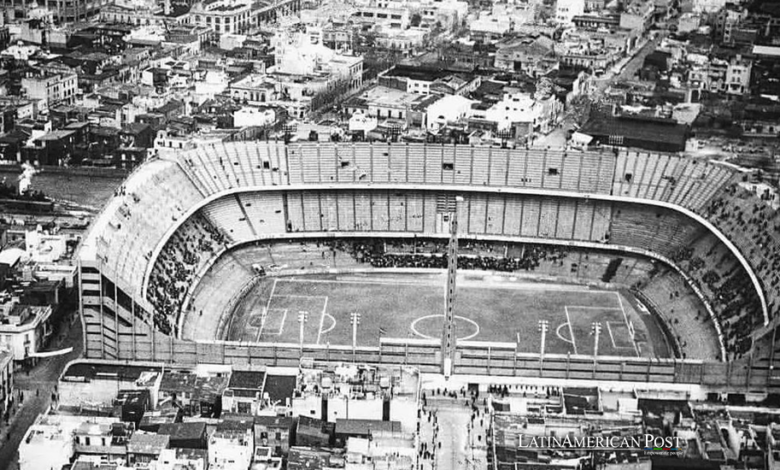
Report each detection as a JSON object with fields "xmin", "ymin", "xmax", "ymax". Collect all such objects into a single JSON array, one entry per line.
[{"xmin": 410, "ymin": 315, "xmax": 480, "ymax": 341}]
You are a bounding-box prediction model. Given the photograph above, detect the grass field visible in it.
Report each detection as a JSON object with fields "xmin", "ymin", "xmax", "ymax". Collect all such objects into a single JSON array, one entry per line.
[{"xmin": 227, "ymin": 272, "xmax": 666, "ymax": 358}]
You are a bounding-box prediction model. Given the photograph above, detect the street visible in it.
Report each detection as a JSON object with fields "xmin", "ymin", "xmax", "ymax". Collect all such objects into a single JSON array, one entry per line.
[
  {"xmin": 419, "ymin": 389, "xmax": 489, "ymax": 470},
  {"xmin": 533, "ymin": 33, "xmax": 663, "ymax": 149},
  {"xmin": 0, "ymin": 314, "xmax": 83, "ymax": 470}
]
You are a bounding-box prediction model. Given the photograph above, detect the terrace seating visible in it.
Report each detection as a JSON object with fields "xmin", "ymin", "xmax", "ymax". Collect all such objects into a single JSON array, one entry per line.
[
  {"xmin": 201, "ymin": 196, "xmax": 253, "ymax": 244},
  {"xmin": 237, "ymin": 192, "xmax": 287, "ymax": 235},
  {"xmin": 146, "ymin": 213, "xmax": 228, "ymax": 334},
  {"xmin": 705, "ymin": 183, "xmax": 780, "ymax": 332},
  {"xmin": 635, "ymin": 269, "xmax": 721, "ymax": 360}
]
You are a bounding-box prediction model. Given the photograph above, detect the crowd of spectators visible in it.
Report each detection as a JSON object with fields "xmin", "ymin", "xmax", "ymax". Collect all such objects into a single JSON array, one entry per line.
[
  {"xmin": 147, "ymin": 213, "xmax": 229, "ymax": 334},
  {"xmin": 348, "ymin": 239, "xmax": 569, "ymax": 274},
  {"xmin": 661, "ymin": 221, "xmax": 760, "ymax": 359},
  {"xmin": 702, "ymin": 183, "xmax": 780, "ymax": 358}
]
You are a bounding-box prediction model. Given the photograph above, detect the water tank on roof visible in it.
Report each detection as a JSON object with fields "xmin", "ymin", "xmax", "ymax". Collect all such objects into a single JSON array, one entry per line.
[
  {"xmin": 379, "ymin": 377, "xmax": 390, "ymax": 388},
  {"xmin": 321, "ymin": 377, "xmax": 332, "ymax": 389}
]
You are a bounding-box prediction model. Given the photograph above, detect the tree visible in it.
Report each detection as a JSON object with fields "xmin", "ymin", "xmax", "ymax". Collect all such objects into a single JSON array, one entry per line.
[
  {"xmin": 411, "ymin": 13, "xmax": 422, "ymax": 27},
  {"xmin": 310, "ymin": 78, "xmax": 352, "ymax": 113}
]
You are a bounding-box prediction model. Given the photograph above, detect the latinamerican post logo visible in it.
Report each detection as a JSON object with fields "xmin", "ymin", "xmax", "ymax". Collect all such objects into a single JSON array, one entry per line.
[{"xmin": 518, "ymin": 434, "xmax": 684, "ymax": 455}]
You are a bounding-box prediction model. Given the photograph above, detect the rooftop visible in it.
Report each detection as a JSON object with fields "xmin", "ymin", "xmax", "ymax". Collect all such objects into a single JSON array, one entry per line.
[
  {"xmin": 159, "ymin": 370, "xmax": 230, "ymax": 403},
  {"xmin": 254, "ymin": 415, "xmax": 293, "ymax": 428},
  {"xmin": 335, "ymin": 419, "xmax": 402, "ymax": 436},
  {"xmin": 61, "ymin": 361, "xmax": 162, "ymax": 384},
  {"xmin": 228, "ymin": 370, "xmax": 266, "ymax": 390},
  {"xmin": 128, "ymin": 432, "xmax": 170, "ymax": 455},
  {"xmin": 382, "ymin": 65, "xmax": 453, "ymax": 82},
  {"xmin": 355, "ymin": 86, "xmax": 428, "ymax": 108},
  {"xmin": 263, "ymin": 373, "xmax": 297, "ymax": 404},
  {"xmin": 580, "ymin": 113, "xmax": 688, "ymax": 147},
  {"xmin": 158, "ymin": 422, "xmax": 207, "ymax": 440}
]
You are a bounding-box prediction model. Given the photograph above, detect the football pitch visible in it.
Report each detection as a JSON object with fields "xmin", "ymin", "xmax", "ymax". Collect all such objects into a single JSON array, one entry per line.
[{"xmin": 226, "ymin": 272, "xmax": 666, "ymax": 358}]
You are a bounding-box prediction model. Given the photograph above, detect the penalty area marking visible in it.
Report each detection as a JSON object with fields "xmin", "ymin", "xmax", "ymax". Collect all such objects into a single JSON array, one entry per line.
[
  {"xmin": 556, "ymin": 322, "xmax": 575, "ymax": 346},
  {"xmin": 317, "ymin": 314, "xmax": 337, "ymax": 344},
  {"xmin": 315, "ymin": 297, "xmax": 330, "ymax": 344},
  {"xmin": 564, "ymin": 306, "xmax": 578, "ymax": 355},
  {"xmin": 411, "ymin": 315, "xmax": 480, "ymax": 341},
  {"xmin": 258, "ymin": 279, "xmax": 278, "ymax": 339}
]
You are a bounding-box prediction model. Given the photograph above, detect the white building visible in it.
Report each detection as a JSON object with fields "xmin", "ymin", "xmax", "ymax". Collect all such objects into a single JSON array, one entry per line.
[
  {"xmin": 234, "ymin": 107, "xmax": 276, "ymax": 128},
  {"xmin": 189, "ymin": 0, "xmax": 254, "ymax": 35},
  {"xmin": 349, "ymin": 111, "xmax": 378, "ymax": 133},
  {"xmin": 194, "ymin": 70, "xmax": 231, "ymax": 103},
  {"xmin": 272, "ymin": 31, "xmax": 363, "ymax": 91},
  {"xmin": 725, "ymin": 55, "xmax": 751, "ymax": 95},
  {"xmin": 555, "ymin": 0, "xmax": 585, "ymax": 24},
  {"xmin": 0, "ymin": 348, "xmax": 12, "ymax": 419},
  {"xmin": 469, "ymin": 12, "xmax": 512, "ymax": 40},
  {"xmin": 156, "ymin": 448, "xmax": 208, "ymax": 470},
  {"xmin": 26, "ymin": 229, "xmax": 68, "ymax": 263},
  {"xmin": 291, "ymin": 364, "xmax": 419, "ymax": 434},
  {"xmin": 209, "ymin": 419, "xmax": 254, "ymax": 470},
  {"xmin": 471, "ymin": 90, "xmax": 562, "ymax": 136},
  {"xmin": 426, "ymin": 94, "xmax": 476, "ymax": 131},
  {"xmin": 20, "ymin": 67, "xmax": 78, "ymax": 112},
  {"xmin": 0, "ymin": 44, "xmax": 41, "ymax": 61},
  {"xmin": 19, "ymin": 414, "xmax": 119, "ymax": 470},
  {"xmin": 0, "ymin": 300, "xmax": 52, "ymax": 365}
]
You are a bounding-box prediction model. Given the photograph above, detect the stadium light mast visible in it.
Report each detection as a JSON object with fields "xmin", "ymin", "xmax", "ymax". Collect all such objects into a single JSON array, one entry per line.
[
  {"xmin": 538, "ymin": 320, "xmax": 549, "ymax": 360},
  {"xmin": 591, "ymin": 322, "xmax": 602, "ymax": 362},
  {"xmin": 441, "ymin": 195, "xmax": 464, "ymax": 377},
  {"xmin": 298, "ymin": 311, "xmax": 309, "ymax": 351},
  {"xmin": 350, "ymin": 312, "xmax": 361, "ymax": 354}
]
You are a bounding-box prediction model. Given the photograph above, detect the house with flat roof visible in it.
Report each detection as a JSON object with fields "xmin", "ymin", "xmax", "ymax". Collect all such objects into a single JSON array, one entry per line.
[
  {"xmin": 127, "ymin": 432, "xmax": 170, "ymax": 465},
  {"xmin": 0, "ymin": 301, "xmax": 52, "ymax": 367},
  {"xmin": 223, "ymin": 368, "xmax": 266, "ymax": 415}
]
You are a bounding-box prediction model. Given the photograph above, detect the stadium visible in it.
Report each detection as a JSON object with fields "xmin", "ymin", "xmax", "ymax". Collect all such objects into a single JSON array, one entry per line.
[{"xmin": 78, "ymin": 141, "xmax": 780, "ymax": 392}]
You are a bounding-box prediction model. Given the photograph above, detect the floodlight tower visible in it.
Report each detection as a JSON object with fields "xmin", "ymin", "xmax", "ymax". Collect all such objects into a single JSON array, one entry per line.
[{"xmin": 441, "ymin": 196, "xmax": 463, "ymax": 377}]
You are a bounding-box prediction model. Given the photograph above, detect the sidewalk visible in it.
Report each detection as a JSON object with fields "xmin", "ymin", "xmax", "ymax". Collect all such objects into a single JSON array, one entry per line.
[{"xmin": 0, "ymin": 314, "xmax": 82, "ymax": 470}]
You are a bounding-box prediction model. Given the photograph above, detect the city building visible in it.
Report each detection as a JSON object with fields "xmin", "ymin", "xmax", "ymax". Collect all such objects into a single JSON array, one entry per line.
[
  {"xmin": 20, "ymin": 67, "xmax": 79, "ymax": 112},
  {"xmin": 0, "ymin": 347, "xmax": 12, "ymax": 421},
  {"xmin": 209, "ymin": 418, "xmax": 254, "ymax": 470},
  {"xmin": 19, "ymin": 414, "xmax": 120, "ymax": 470},
  {"xmin": 556, "ymin": 0, "xmax": 585, "ymax": 24},
  {"xmin": 0, "ymin": 301, "xmax": 52, "ymax": 367},
  {"xmin": 291, "ymin": 364, "xmax": 419, "ymax": 434}
]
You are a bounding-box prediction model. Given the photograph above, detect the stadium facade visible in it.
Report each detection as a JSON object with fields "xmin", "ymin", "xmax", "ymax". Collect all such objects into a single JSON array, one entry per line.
[{"xmin": 78, "ymin": 141, "xmax": 780, "ymax": 392}]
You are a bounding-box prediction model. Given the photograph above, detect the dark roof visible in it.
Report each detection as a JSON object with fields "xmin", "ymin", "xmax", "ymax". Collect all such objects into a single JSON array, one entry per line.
[
  {"xmin": 228, "ymin": 370, "xmax": 265, "ymax": 390},
  {"xmin": 254, "ymin": 415, "xmax": 293, "ymax": 429},
  {"xmin": 216, "ymin": 417, "xmax": 254, "ymax": 432},
  {"xmin": 91, "ymin": 126, "xmax": 120, "ymax": 136},
  {"xmin": 62, "ymin": 362, "xmax": 162, "ymax": 382},
  {"xmin": 121, "ymin": 123, "xmax": 151, "ymax": 135},
  {"xmin": 64, "ymin": 121, "xmax": 90, "ymax": 130},
  {"xmin": 298, "ymin": 415, "xmax": 330, "ymax": 435},
  {"xmin": 115, "ymin": 389, "xmax": 150, "ymax": 406},
  {"xmin": 154, "ymin": 100, "xmax": 184, "ymax": 114},
  {"xmin": 157, "ymin": 422, "xmax": 207, "ymax": 440},
  {"xmin": 383, "ymin": 65, "xmax": 453, "ymax": 81},
  {"xmin": 128, "ymin": 433, "xmax": 170, "ymax": 454},
  {"xmin": 159, "ymin": 371, "xmax": 229, "ymax": 402},
  {"xmin": 335, "ymin": 419, "xmax": 401, "ymax": 436},
  {"xmin": 580, "ymin": 113, "xmax": 688, "ymax": 147},
  {"xmin": 263, "ymin": 374, "xmax": 296, "ymax": 403}
]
